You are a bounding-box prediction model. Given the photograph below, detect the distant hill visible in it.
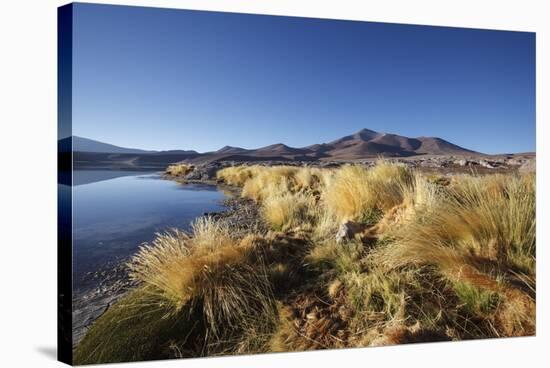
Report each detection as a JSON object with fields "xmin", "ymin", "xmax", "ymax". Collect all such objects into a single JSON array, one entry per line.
[
  {"xmin": 312, "ymin": 129, "xmax": 478, "ymax": 160},
  {"xmin": 189, "ymin": 128, "xmax": 479, "ymax": 163},
  {"xmin": 67, "ymin": 129, "xmax": 480, "ymax": 169},
  {"xmin": 72, "ymin": 136, "xmax": 153, "ymax": 154},
  {"xmin": 66, "ymin": 136, "xmax": 200, "ymax": 169},
  {"xmin": 216, "ymin": 146, "xmax": 250, "ymax": 154}
]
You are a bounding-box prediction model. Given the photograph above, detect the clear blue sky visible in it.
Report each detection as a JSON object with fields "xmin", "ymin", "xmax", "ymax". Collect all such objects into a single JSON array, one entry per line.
[{"xmin": 72, "ymin": 3, "xmax": 535, "ymax": 154}]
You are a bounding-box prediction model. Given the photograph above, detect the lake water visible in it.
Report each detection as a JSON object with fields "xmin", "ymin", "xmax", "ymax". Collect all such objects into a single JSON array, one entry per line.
[{"xmin": 72, "ymin": 170, "xmax": 226, "ymax": 293}]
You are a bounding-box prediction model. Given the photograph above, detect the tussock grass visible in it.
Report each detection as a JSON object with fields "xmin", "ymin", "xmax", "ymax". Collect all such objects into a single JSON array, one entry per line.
[
  {"xmin": 262, "ymin": 192, "xmax": 317, "ymax": 231},
  {"xmin": 217, "ymin": 161, "xmax": 536, "ymax": 340},
  {"xmin": 216, "ymin": 166, "xmax": 259, "ymax": 186},
  {"xmin": 83, "ymin": 161, "xmax": 535, "ymax": 363},
  {"xmin": 218, "ymin": 165, "xmax": 333, "ymax": 202},
  {"xmin": 218, "ymin": 165, "xmax": 334, "ymax": 231},
  {"xmin": 323, "ymin": 162, "xmax": 413, "ymax": 222},
  {"xmin": 128, "ymin": 220, "xmax": 277, "ymax": 339},
  {"xmin": 166, "ymin": 163, "xmax": 194, "ymax": 176},
  {"xmin": 375, "ymin": 173, "xmax": 536, "ymax": 336},
  {"xmin": 242, "ymin": 169, "xmax": 292, "ymax": 201},
  {"xmin": 190, "ymin": 216, "xmax": 233, "ymax": 250},
  {"xmin": 378, "ymin": 174, "xmax": 535, "ymax": 276}
]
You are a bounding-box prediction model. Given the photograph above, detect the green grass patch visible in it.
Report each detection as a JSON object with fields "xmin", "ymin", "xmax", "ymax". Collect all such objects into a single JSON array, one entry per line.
[
  {"xmin": 453, "ymin": 281, "xmax": 500, "ymax": 317},
  {"xmin": 74, "ymin": 287, "xmax": 205, "ymax": 365}
]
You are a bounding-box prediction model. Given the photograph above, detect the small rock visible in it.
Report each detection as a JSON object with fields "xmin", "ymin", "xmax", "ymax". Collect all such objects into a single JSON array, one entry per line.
[
  {"xmin": 479, "ymin": 160, "xmax": 495, "ymax": 169},
  {"xmin": 455, "ymin": 159, "xmax": 467, "ymax": 167},
  {"xmin": 336, "ymin": 221, "xmax": 367, "ymax": 243},
  {"xmin": 202, "ymin": 211, "xmax": 222, "ymax": 219}
]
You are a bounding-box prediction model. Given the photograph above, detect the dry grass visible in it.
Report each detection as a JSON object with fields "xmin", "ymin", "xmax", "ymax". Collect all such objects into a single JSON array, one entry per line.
[
  {"xmin": 166, "ymin": 163, "xmax": 194, "ymax": 176},
  {"xmin": 378, "ymin": 174, "xmax": 535, "ymax": 275},
  {"xmin": 216, "ymin": 166, "xmax": 259, "ymax": 186},
  {"xmin": 128, "ymin": 219, "xmax": 277, "ymax": 340},
  {"xmin": 218, "ymin": 162, "xmax": 536, "ymax": 341},
  {"xmin": 323, "ymin": 162, "xmax": 413, "ymax": 222},
  {"xmin": 262, "ymin": 192, "xmax": 317, "ymax": 231},
  {"xmin": 190, "ymin": 216, "xmax": 234, "ymax": 250},
  {"xmin": 83, "ymin": 161, "xmax": 535, "ymax": 363},
  {"xmin": 375, "ymin": 173, "xmax": 536, "ymax": 336},
  {"xmin": 241, "ymin": 169, "xmax": 293, "ymax": 201},
  {"xmin": 218, "ymin": 165, "xmax": 332, "ymax": 202}
]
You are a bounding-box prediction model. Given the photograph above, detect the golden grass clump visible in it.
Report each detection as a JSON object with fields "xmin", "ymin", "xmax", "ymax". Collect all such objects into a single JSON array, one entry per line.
[
  {"xmin": 379, "ymin": 173, "xmax": 535, "ymax": 275},
  {"xmin": 262, "ymin": 192, "xmax": 317, "ymax": 231},
  {"xmin": 165, "ymin": 163, "xmax": 194, "ymax": 176},
  {"xmin": 241, "ymin": 166, "xmax": 324, "ymax": 201},
  {"xmin": 294, "ymin": 167, "xmax": 334, "ymax": 191},
  {"xmin": 403, "ymin": 174, "xmax": 442, "ymax": 213},
  {"xmin": 241, "ymin": 168, "xmax": 293, "ymax": 201},
  {"xmin": 128, "ymin": 219, "xmax": 277, "ymax": 338},
  {"xmin": 375, "ymin": 173, "xmax": 535, "ymax": 336},
  {"xmin": 216, "ymin": 166, "xmax": 260, "ymax": 186},
  {"xmin": 190, "ymin": 216, "xmax": 233, "ymax": 250},
  {"xmin": 218, "ymin": 165, "xmax": 333, "ymax": 202},
  {"xmin": 323, "ymin": 162, "xmax": 413, "ymax": 222},
  {"xmin": 366, "ymin": 174, "xmax": 444, "ymax": 236},
  {"xmin": 322, "ymin": 165, "xmax": 369, "ymax": 222}
]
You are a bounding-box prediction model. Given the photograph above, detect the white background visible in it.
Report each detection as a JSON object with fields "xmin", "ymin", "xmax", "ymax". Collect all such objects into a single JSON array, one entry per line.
[{"xmin": 0, "ymin": 0, "xmax": 548, "ymax": 367}]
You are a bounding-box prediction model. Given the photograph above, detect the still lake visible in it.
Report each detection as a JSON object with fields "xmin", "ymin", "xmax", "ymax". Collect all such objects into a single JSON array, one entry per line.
[{"xmin": 72, "ymin": 170, "xmax": 226, "ymax": 293}]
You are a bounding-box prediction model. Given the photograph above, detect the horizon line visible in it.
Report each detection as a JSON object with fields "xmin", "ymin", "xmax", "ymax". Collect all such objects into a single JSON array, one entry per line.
[{"xmin": 63, "ymin": 132, "xmax": 535, "ymax": 156}]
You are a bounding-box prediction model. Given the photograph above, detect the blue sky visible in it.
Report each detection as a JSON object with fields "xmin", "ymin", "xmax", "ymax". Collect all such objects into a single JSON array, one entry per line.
[{"xmin": 72, "ymin": 3, "xmax": 535, "ymax": 154}]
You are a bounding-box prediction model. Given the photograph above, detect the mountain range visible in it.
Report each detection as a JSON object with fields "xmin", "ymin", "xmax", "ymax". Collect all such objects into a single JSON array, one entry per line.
[
  {"xmin": 196, "ymin": 128, "xmax": 478, "ymax": 162},
  {"xmin": 66, "ymin": 129, "xmax": 480, "ymax": 169}
]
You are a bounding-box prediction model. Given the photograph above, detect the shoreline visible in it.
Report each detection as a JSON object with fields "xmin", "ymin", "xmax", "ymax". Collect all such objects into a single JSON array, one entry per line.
[{"xmin": 72, "ymin": 180, "xmax": 254, "ymax": 348}]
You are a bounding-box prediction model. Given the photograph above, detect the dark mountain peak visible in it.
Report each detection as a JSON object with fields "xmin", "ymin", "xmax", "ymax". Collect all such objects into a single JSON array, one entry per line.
[
  {"xmin": 354, "ymin": 128, "xmax": 383, "ymax": 140},
  {"xmin": 356, "ymin": 128, "xmax": 379, "ymax": 134},
  {"xmin": 328, "ymin": 128, "xmax": 382, "ymax": 145}
]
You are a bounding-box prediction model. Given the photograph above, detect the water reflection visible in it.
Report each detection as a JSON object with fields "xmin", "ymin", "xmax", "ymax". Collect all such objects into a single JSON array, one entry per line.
[
  {"xmin": 73, "ymin": 169, "xmax": 157, "ymax": 186},
  {"xmin": 72, "ymin": 170, "xmax": 226, "ymax": 292}
]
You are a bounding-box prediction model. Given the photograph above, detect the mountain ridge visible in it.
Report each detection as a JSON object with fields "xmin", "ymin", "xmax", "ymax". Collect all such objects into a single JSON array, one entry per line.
[
  {"xmin": 196, "ymin": 129, "xmax": 478, "ymax": 161},
  {"xmin": 66, "ymin": 129, "xmax": 482, "ymax": 168}
]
